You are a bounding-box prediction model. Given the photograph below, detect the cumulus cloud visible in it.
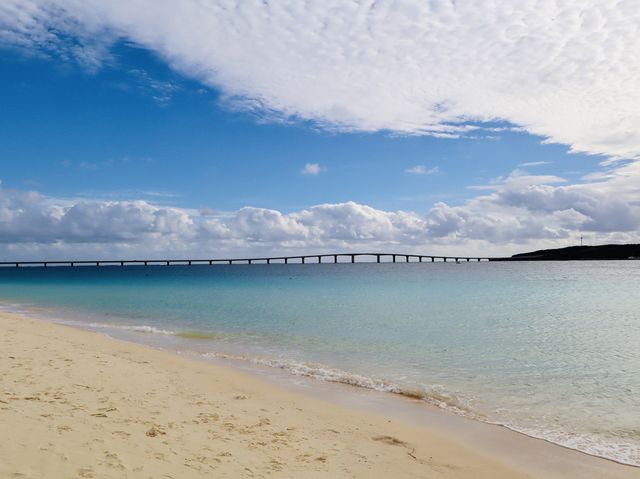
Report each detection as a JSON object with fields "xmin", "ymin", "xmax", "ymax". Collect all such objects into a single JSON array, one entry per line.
[
  {"xmin": 1, "ymin": 160, "xmax": 639, "ymax": 260},
  {"xmin": 0, "ymin": 187, "xmax": 432, "ymax": 258},
  {"xmin": 300, "ymin": 163, "xmax": 324, "ymax": 176},
  {"xmin": 424, "ymin": 162, "xmax": 640, "ymax": 245},
  {"xmin": 1, "ymin": 1, "xmax": 640, "ymax": 159},
  {"xmin": 0, "ymin": 189, "xmax": 194, "ymax": 245},
  {"xmin": 405, "ymin": 165, "xmax": 439, "ymax": 175}
]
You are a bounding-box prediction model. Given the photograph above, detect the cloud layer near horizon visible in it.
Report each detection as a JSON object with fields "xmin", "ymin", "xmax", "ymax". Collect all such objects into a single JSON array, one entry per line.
[
  {"xmin": 2, "ymin": 161, "xmax": 639, "ymax": 259},
  {"xmin": 2, "ymin": 0, "xmax": 640, "ymax": 159}
]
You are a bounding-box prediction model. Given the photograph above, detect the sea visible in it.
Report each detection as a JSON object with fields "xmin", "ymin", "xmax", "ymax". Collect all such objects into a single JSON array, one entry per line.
[{"xmin": 0, "ymin": 261, "xmax": 638, "ymax": 466}]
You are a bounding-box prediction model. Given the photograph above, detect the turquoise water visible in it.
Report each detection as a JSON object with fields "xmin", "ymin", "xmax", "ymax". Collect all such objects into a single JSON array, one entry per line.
[{"xmin": 0, "ymin": 262, "xmax": 639, "ymax": 465}]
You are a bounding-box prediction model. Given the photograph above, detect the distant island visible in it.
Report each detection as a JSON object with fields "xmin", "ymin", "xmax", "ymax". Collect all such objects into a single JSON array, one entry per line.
[{"xmin": 498, "ymin": 244, "xmax": 640, "ymax": 261}]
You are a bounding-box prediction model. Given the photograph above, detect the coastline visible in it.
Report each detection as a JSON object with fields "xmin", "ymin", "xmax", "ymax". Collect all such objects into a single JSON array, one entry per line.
[{"xmin": 1, "ymin": 312, "xmax": 638, "ymax": 478}]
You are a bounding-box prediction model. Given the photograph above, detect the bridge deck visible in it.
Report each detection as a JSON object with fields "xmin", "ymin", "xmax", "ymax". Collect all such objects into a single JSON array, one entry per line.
[{"xmin": 0, "ymin": 253, "xmax": 500, "ymax": 268}]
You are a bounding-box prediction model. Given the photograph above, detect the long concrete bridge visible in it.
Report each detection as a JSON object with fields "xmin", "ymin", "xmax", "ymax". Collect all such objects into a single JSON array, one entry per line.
[{"xmin": 0, "ymin": 253, "xmax": 503, "ymax": 268}]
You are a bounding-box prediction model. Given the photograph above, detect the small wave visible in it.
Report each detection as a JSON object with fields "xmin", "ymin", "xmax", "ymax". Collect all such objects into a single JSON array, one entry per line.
[
  {"xmin": 496, "ymin": 422, "xmax": 640, "ymax": 467},
  {"xmin": 202, "ymin": 351, "xmax": 473, "ymax": 416},
  {"xmin": 123, "ymin": 324, "xmax": 175, "ymax": 335},
  {"xmin": 0, "ymin": 302, "xmax": 36, "ymax": 316},
  {"xmin": 56, "ymin": 319, "xmax": 175, "ymax": 336},
  {"xmin": 52, "ymin": 317, "xmax": 231, "ymax": 340}
]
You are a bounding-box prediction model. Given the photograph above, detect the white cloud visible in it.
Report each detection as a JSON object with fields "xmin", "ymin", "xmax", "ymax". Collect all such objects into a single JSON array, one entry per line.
[
  {"xmin": 1, "ymin": 160, "xmax": 640, "ymax": 260},
  {"xmin": 467, "ymin": 169, "xmax": 567, "ymax": 191},
  {"xmin": 1, "ymin": 1, "xmax": 639, "ymax": 159},
  {"xmin": 405, "ymin": 165, "xmax": 439, "ymax": 175},
  {"xmin": 300, "ymin": 163, "xmax": 324, "ymax": 176},
  {"xmin": 426, "ymin": 161, "xmax": 640, "ymax": 244},
  {"xmin": 127, "ymin": 68, "xmax": 180, "ymax": 105},
  {"xmin": 517, "ymin": 161, "xmax": 552, "ymax": 168}
]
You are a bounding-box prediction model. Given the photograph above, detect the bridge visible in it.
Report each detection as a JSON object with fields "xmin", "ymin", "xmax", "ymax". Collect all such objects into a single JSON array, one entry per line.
[{"xmin": 0, "ymin": 252, "xmax": 502, "ymax": 268}]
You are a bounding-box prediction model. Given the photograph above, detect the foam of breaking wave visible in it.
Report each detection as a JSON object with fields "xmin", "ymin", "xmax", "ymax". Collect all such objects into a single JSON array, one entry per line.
[
  {"xmin": 0, "ymin": 301, "xmax": 34, "ymax": 316},
  {"xmin": 495, "ymin": 422, "xmax": 640, "ymax": 467},
  {"xmin": 201, "ymin": 351, "xmax": 474, "ymax": 417},
  {"xmin": 56, "ymin": 319, "xmax": 176, "ymax": 336},
  {"xmin": 0, "ymin": 302, "xmax": 177, "ymax": 336}
]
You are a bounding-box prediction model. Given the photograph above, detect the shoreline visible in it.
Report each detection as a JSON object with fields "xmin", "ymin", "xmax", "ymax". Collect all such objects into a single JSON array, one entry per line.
[
  {"xmin": 13, "ymin": 302, "xmax": 640, "ymax": 470},
  {"xmin": 1, "ymin": 312, "xmax": 638, "ymax": 478},
  {"xmin": 190, "ymin": 348, "xmax": 640, "ymax": 473}
]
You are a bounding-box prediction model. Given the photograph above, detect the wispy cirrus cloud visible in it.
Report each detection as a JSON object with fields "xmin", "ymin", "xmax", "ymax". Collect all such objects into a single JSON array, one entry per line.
[
  {"xmin": 1, "ymin": 1, "xmax": 639, "ymax": 160},
  {"xmin": 517, "ymin": 161, "xmax": 552, "ymax": 168}
]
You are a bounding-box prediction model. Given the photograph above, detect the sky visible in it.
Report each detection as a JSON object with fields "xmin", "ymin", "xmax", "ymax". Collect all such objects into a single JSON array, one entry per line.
[{"xmin": 1, "ymin": 1, "xmax": 639, "ymax": 260}]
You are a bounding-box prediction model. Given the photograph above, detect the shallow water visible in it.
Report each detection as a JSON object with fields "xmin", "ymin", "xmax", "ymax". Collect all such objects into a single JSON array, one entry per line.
[{"xmin": 0, "ymin": 261, "xmax": 638, "ymax": 465}]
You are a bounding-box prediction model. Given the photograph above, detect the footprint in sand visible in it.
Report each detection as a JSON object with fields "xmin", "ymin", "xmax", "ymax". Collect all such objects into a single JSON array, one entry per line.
[
  {"xmin": 102, "ymin": 451, "xmax": 125, "ymax": 470},
  {"xmin": 146, "ymin": 425, "xmax": 166, "ymax": 437},
  {"xmin": 372, "ymin": 435, "xmax": 407, "ymax": 446}
]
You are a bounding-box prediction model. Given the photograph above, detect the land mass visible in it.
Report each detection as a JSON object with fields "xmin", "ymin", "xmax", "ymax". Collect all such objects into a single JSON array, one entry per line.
[{"xmin": 497, "ymin": 244, "xmax": 640, "ymax": 261}]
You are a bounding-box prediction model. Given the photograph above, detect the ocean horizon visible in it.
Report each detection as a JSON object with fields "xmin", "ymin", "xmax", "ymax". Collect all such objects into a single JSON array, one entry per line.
[{"xmin": 1, "ymin": 260, "xmax": 638, "ymax": 466}]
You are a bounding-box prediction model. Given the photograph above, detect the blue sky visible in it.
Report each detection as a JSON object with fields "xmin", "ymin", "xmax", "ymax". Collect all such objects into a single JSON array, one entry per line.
[
  {"xmin": 0, "ymin": 44, "xmax": 601, "ymax": 211},
  {"xmin": 0, "ymin": 2, "xmax": 638, "ymax": 259}
]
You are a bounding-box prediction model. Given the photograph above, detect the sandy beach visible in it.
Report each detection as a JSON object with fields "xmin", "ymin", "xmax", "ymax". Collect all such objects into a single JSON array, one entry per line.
[{"xmin": 1, "ymin": 311, "xmax": 638, "ymax": 479}]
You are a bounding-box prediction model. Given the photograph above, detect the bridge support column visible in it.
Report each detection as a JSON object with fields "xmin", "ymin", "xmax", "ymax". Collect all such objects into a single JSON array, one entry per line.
[
  {"xmin": 431, "ymin": 257, "xmax": 435, "ymax": 262},
  {"xmin": 302, "ymin": 257, "xmax": 305, "ymax": 264},
  {"xmin": 351, "ymin": 255, "xmax": 355, "ymax": 263},
  {"xmin": 376, "ymin": 255, "xmax": 380, "ymax": 263},
  {"xmin": 248, "ymin": 259, "xmax": 252, "ymax": 264},
  {"xmin": 318, "ymin": 256, "xmax": 322, "ymax": 263},
  {"xmin": 392, "ymin": 255, "xmax": 396, "ymax": 263},
  {"xmin": 284, "ymin": 258, "xmax": 288, "ymax": 264},
  {"xmin": 334, "ymin": 255, "xmax": 338, "ymax": 263},
  {"xmin": 228, "ymin": 260, "xmax": 232, "ymax": 265},
  {"xmin": 406, "ymin": 255, "xmax": 410, "ymax": 262}
]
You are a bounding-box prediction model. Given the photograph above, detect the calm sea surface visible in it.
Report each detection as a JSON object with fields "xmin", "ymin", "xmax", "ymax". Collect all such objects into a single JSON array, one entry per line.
[{"xmin": 0, "ymin": 261, "xmax": 638, "ymax": 465}]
